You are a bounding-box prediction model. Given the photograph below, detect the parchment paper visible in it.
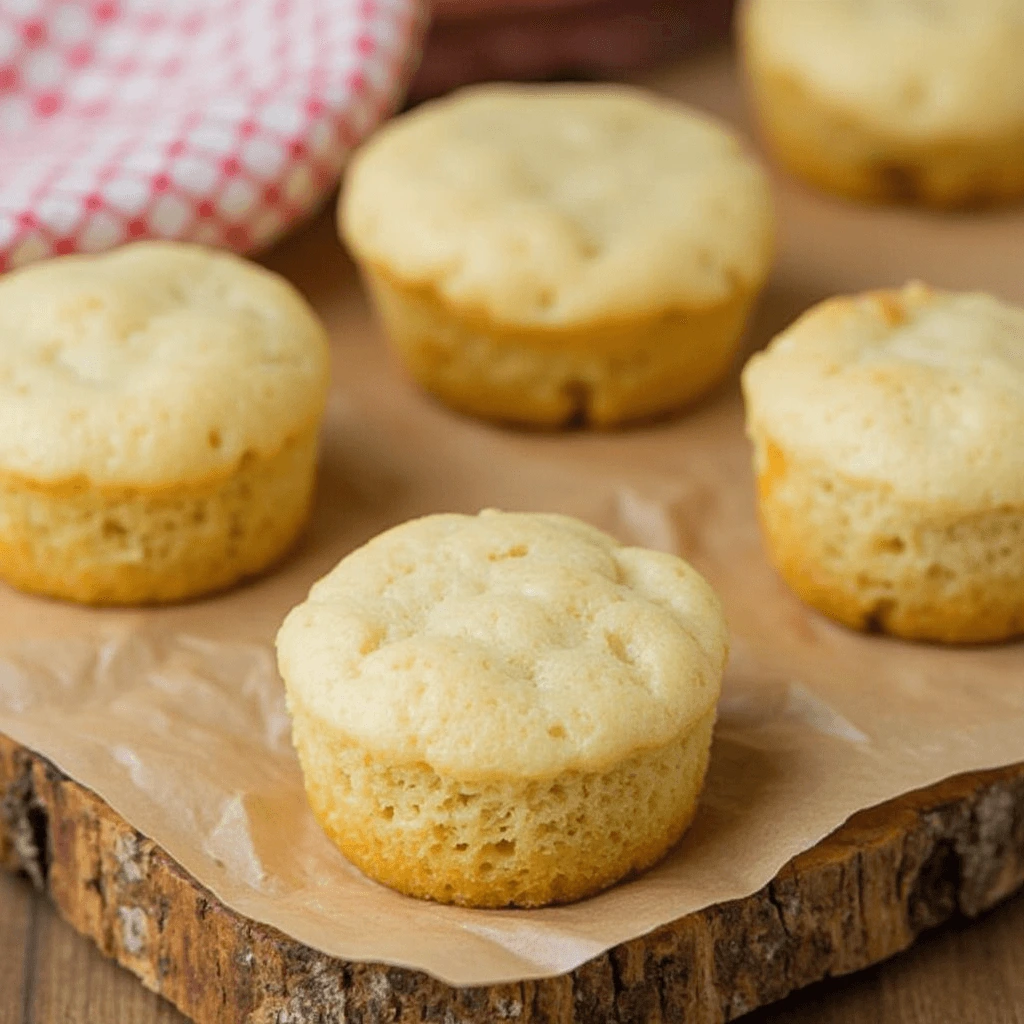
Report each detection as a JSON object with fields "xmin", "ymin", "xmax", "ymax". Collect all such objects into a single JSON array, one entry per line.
[{"xmin": 1, "ymin": 52, "xmax": 1023, "ymax": 988}]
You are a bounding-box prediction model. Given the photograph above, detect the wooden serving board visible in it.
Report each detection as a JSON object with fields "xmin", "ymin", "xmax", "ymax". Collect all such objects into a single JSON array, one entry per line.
[{"xmin": 2, "ymin": 732, "xmax": 1023, "ymax": 1024}]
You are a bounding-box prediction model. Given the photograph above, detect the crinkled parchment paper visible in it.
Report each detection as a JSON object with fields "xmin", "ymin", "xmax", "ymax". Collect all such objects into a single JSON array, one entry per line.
[{"xmin": 1, "ymin": 53, "xmax": 1023, "ymax": 987}]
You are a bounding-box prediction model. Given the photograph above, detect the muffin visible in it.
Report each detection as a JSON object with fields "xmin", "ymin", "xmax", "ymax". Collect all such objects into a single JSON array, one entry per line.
[
  {"xmin": 742, "ymin": 283, "xmax": 1024, "ymax": 644},
  {"xmin": 739, "ymin": 0, "xmax": 1024, "ymax": 207},
  {"xmin": 0, "ymin": 242, "xmax": 331, "ymax": 605},
  {"xmin": 340, "ymin": 83, "xmax": 774, "ymax": 428},
  {"xmin": 276, "ymin": 510, "xmax": 727, "ymax": 907}
]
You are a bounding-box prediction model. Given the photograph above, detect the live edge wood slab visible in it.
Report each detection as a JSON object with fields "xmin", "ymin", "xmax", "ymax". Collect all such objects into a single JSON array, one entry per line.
[{"xmin": 1, "ymin": 733, "xmax": 1023, "ymax": 1024}]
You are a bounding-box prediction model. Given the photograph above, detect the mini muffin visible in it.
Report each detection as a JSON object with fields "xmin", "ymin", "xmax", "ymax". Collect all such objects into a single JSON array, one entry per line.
[
  {"xmin": 742, "ymin": 283, "xmax": 1024, "ymax": 644},
  {"xmin": 0, "ymin": 242, "xmax": 331, "ymax": 605},
  {"xmin": 276, "ymin": 510, "xmax": 727, "ymax": 907},
  {"xmin": 340, "ymin": 83, "xmax": 774, "ymax": 428},
  {"xmin": 739, "ymin": 0, "xmax": 1024, "ymax": 207}
]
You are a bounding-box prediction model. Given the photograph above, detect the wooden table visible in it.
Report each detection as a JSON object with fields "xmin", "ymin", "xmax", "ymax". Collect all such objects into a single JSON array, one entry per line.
[{"xmin": 1, "ymin": 867, "xmax": 1021, "ymax": 1023}]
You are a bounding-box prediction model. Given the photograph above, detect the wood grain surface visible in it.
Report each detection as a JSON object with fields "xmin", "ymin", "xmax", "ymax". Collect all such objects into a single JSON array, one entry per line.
[
  {"xmin": 2, "ymin": 734, "xmax": 1023, "ymax": 1024},
  {"xmin": 3, "ymin": 868, "xmax": 1023, "ymax": 1024}
]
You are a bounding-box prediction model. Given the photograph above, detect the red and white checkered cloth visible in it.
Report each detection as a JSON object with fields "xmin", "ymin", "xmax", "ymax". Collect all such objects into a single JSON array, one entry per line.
[{"xmin": 0, "ymin": 0, "xmax": 426, "ymax": 272}]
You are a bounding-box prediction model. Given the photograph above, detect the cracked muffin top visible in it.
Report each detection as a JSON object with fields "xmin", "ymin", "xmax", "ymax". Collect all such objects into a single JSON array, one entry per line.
[
  {"xmin": 277, "ymin": 510, "xmax": 728, "ymax": 780},
  {"xmin": 742, "ymin": 283, "xmax": 1024, "ymax": 508},
  {"xmin": 0, "ymin": 241, "xmax": 329, "ymax": 487},
  {"xmin": 340, "ymin": 83, "xmax": 773, "ymax": 329}
]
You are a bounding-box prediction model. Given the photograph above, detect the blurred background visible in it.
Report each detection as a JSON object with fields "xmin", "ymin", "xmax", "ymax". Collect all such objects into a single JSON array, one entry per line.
[{"xmin": 410, "ymin": 0, "xmax": 735, "ymax": 100}]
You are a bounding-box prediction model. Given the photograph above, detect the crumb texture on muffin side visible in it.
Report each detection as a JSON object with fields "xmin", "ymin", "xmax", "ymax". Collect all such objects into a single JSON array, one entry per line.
[
  {"xmin": 742, "ymin": 283, "xmax": 1024, "ymax": 643},
  {"xmin": 277, "ymin": 510, "xmax": 728, "ymax": 906},
  {"xmin": 0, "ymin": 242, "xmax": 331, "ymax": 604}
]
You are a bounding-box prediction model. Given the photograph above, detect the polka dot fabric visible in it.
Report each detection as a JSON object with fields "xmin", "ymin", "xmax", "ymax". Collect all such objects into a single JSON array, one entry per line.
[{"xmin": 0, "ymin": 0, "xmax": 426, "ymax": 272}]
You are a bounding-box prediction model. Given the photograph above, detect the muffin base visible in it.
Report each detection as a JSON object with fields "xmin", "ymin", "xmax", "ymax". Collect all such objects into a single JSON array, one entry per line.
[
  {"xmin": 743, "ymin": 61, "xmax": 1024, "ymax": 208},
  {"xmin": 754, "ymin": 439, "xmax": 1024, "ymax": 644},
  {"xmin": 365, "ymin": 269, "xmax": 756, "ymax": 428},
  {"xmin": 291, "ymin": 702, "xmax": 716, "ymax": 908},
  {"xmin": 0, "ymin": 429, "xmax": 319, "ymax": 606}
]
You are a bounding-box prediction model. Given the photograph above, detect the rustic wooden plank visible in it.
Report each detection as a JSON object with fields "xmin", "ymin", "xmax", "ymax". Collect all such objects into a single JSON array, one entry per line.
[
  {"xmin": 0, "ymin": 872, "xmax": 34, "ymax": 1024},
  {"xmin": 2, "ymin": 731, "xmax": 1023, "ymax": 1024},
  {"xmin": 6, "ymin": 872, "xmax": 1024, "ymax": 1024}
]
